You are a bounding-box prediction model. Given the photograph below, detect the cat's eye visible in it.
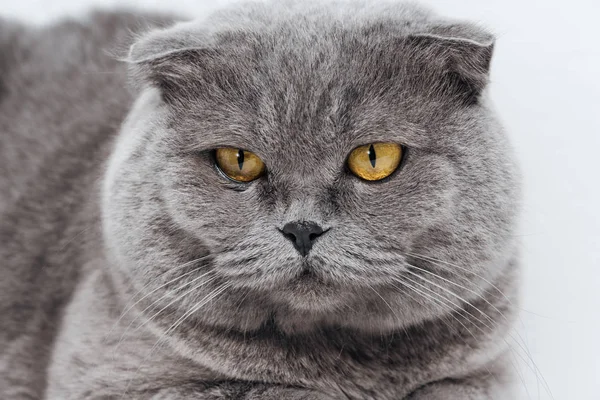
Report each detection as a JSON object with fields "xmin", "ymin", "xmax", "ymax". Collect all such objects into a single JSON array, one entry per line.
[
  {"xmin": 215, "ymin": 148, "xmax": 266, "ymax": 182},
  {"xmin": 347, "ymin": 143, "xmax": 403, "ymax": 181}
]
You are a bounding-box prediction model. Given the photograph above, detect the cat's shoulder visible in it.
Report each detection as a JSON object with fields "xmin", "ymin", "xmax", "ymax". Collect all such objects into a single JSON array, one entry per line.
[
  {"xmin": 0, "ymin": 11, "xmax": 175, "ymax": 200},
  {"xmin": 0, "ymin": 11, "xmax": 175, "ymax": 89}
]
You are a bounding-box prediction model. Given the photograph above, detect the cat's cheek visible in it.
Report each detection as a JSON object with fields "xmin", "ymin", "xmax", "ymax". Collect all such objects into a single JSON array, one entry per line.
[
  {"xmin": 159, "ymin": 178, "xmax": 260, "ymax": 245},
  {"xmin": 344, "ymin": 153, "xmax": 458, "ymax": 236}
]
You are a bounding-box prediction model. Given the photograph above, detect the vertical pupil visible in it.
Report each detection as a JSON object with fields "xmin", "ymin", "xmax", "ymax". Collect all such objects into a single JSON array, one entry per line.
[
  {"xmin": 368, "ymin": 144, "xmax": 376, "ymax": 168},
  {"xmin": 237, "ymin": 149, "xmax": 244, "ymax": 170}
]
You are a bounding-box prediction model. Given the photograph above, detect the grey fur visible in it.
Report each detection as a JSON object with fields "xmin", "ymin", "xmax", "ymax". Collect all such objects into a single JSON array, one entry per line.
[{"xmin": 0, "ymin": 1, "xmax": 521, "ymax": 399}]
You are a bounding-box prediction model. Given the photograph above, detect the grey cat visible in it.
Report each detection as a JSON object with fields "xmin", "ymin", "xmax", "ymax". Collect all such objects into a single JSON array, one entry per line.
[{"xmin": 0, "ymin": 0, "xmax": 522, "ymax": 399}]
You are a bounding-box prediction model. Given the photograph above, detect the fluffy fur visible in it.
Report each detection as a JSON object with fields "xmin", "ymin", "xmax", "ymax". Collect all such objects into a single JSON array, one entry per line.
[{"xmin": 0, "ymin": 1, "xmax": 521, "ymax": 399}]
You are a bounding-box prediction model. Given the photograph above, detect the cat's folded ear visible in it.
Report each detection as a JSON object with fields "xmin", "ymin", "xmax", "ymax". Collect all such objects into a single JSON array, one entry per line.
[
  {"xmin": 125, "ymin": 22, "xmax": 214, "ymax": 103},
  {"xmin": 124, "ymin": 19, "xmax": 494, "ymax": 106},
  {"xmin": 406, "ymin": 21, "xmax": 495, "ymax": 104}
]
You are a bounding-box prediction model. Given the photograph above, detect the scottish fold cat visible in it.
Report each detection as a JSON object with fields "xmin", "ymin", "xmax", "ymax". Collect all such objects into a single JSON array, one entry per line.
[{"xmin": 0, "ymin": 1, "xmax": 521, "ymax": 398}]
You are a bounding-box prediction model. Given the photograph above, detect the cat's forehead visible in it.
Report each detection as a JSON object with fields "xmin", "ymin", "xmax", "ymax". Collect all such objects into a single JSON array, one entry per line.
[
  {"xmin": 170, "ymin": 74, "xmax": 431, "ymax": 164},
  {"xmin": 168, "ymin": 41, "xmax": 444, "ymax": 161},
  {"xmin": 141, "ymin": 1, "xmax": 494, "ymax": 160}
]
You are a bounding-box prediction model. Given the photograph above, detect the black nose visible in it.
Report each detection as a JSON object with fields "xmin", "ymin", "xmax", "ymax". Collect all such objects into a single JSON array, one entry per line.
[{"xmin": 280, "ymin": 221, "xmax": 325, "ymax": 256}]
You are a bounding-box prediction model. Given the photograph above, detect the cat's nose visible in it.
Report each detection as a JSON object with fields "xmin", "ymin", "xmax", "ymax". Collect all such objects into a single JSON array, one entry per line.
[{"xmin": 280, "ymin": 221, "xmax": 325, "ymax": 256}]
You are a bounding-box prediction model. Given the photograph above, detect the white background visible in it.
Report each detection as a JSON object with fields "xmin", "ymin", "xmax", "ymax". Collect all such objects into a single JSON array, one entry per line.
[{"xmin": 2, "ymin": 0, "xmax": 599, "ymax": 398}]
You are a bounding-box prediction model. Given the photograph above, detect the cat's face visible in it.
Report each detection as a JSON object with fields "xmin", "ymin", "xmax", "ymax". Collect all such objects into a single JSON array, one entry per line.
[{"xmin": 103, "ymin": 3, "xmax": 520, "ymax": 334}]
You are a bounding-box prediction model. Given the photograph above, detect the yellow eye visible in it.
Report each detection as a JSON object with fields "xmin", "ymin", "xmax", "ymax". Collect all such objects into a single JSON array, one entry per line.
[
  {"xmin": 215, "ymin": 148, "xmax": 266, "ymax": 182},
  {"xmin": 347, "ymin": 143, "xmax": 403, "ymax": 181}
]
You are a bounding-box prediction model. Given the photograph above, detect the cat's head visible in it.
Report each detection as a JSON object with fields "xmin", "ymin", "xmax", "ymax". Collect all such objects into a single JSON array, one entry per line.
[{"xmin": 102, "ymin": 1, "xmax": 520, "ymax": 335}]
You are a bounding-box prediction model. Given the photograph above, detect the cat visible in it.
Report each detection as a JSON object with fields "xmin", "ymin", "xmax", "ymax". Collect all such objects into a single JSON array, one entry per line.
[{"xmin": 0, "ymin": 1, "xmax": 522, "ymax": 399}]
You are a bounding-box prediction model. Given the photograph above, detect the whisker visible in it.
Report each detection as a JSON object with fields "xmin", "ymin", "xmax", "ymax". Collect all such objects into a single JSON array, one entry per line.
[
  {"xmin": 59, "ymin": 226, "xmax": 95, "ymax": 251},
  {"xmin": 123, "ymin": 253, "xmax": 216, "ymax": 306},
  {"xmin": 111, "ymin": 273, "xmax": 217, "ymax": 358},
  {"xmin": 405, "ymin": 251, "xmax": 509, "ymax": 302},
  {"xmin": 391, "ymin": 277, "xmax": 531, "ymax": 400},
  {"xmin": 366, "ymin": 285, "xmax": 401, "ymax": 327},
  {"xmin": 387, "ymin": 280, "xmax": 469, "ymax": 342},
  {"xmin": 107, "ymin": 255, "xmax": 213, "ymax": 337},
  {"xmin": 118, "ymin": 282, "xmax": 233, "ymax": 399},
  {"xmin": 405, "ymin": 262, "xmax": 509, "ymax": 321},
  {"xmin": 390, "ymin": 278, "xmax": 480, "ymax": 342},
  {"xmin": 159, "ymin": 282, "xmax": 233, "ymax": 340},
  {"xmin": 120, "ymin": 282, "xmax": 233, "ymax": 399},
  {"xmin": 403, "ymin": 259, "xmax": 552, "ymax": 398},
  {"xmin": 405, "ymin": 261, "xmax": 543, "ymax": 394},
  {"xmin": 403, "ymin": 269, "xmax": 497, "ymax": 331},
  {"xmin": 131, "ymin": 275, "xmax": 219, "ymax": 334},
  {"xmin": 399, "ymin": 271, "xmax": 551, "ymax": 399},
  {"xmin": 231, "ymin": 288, "xmax": 252, "ymax": 323}
]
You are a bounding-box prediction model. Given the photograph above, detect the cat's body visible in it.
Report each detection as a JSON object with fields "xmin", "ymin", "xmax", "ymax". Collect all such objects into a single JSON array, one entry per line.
[{"xmin": 0, "ymin": 2, "xmax": 521, "ymax": 399}]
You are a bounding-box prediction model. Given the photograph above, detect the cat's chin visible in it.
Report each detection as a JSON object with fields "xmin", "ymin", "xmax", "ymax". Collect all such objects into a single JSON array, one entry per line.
[{"xmin": 271, "ymin": 270, "xmax": 349, "ymax": 315}]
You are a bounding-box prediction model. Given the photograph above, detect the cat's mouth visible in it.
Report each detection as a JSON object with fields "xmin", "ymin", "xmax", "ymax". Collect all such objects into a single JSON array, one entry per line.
[
  {"xmin": 274, "ymin": 267, "xmax": 343, "ymax": 311},
  {"xmin": 280, "ymin": 260, "xmax": 339, "ymax": 297},
  {"xmin": 289, "ymin": 263, "xmax": 326, "ymax": 285}
]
